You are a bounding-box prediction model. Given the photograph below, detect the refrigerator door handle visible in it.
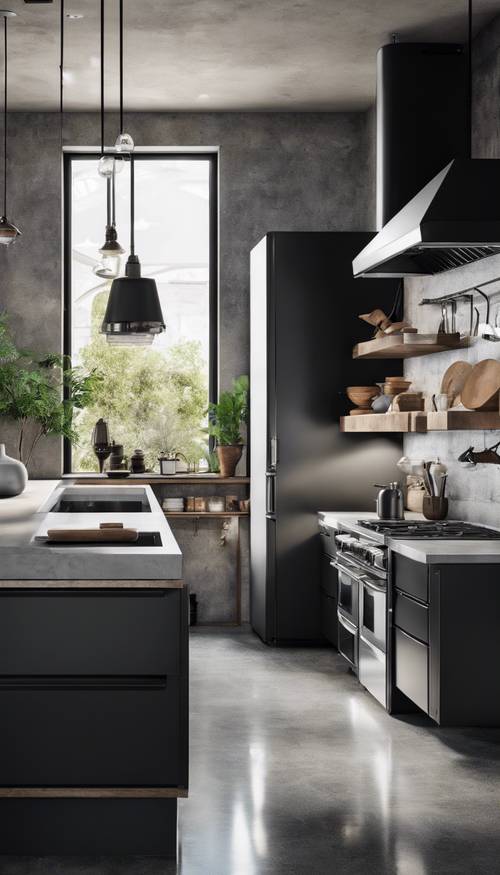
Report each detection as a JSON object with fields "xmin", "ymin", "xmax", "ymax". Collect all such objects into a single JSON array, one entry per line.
[
  {"xmin": 266, "ymin": 471, "xmax": 276, "ymax": 515},
  {"xmin": 270, "ymin": 437, "xmax": 278, "ymax": 469}
]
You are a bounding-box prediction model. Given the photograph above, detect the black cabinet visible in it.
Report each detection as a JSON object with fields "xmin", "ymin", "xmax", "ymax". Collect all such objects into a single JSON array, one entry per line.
[
  {"xmin": 320, "ymin": 553, "xmax": 338, "ymax": 647},
  {"xmin": 391, "ymin": 556, "xmax": 500, "ymax": 726},
  {"xmin": 0, "ymin": 587, "xmax": 188, "ymax": 789}
]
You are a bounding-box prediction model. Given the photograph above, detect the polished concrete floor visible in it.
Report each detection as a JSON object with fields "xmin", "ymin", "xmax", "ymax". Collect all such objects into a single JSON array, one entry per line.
[{"xmin": 3, "ymin": 628, "xmax": 500, "ymax": 874}]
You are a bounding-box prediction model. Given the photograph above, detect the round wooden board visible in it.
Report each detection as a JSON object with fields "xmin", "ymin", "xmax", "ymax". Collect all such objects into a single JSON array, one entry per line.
[
  {"xmin": 349, "ymin": 408, "xmax": 374, "ymax": 416},
  {"xmin": 440, "ymin": 361, "xmax": 473, "ymax": 406},
  {"xmin": 461, "ymin": 359, "xmax": 500, "ymax": 411}
]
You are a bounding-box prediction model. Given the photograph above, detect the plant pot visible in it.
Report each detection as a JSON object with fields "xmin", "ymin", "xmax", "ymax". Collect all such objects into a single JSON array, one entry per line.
[
  {"xmin": 217, "ymin": 445, "xmax": 243, "ymax": 478},
  {"xmin": 0, "ymin": 443, "xmax": 28, "ymax": 497}
]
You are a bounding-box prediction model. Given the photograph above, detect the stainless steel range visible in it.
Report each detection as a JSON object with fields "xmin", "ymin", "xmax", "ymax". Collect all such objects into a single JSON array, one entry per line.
[
  {"xmin": 356, "ymin": 520, "xmax": 500, "ymax": 540},
  {"xmin": 331, "ymin": 532, "xmax": 388, "ymax": 707}
]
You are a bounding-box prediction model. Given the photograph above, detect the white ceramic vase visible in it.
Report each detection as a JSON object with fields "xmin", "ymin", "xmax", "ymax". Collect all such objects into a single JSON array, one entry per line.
[{"xmin": 0, "ymin": 444, "xmax": 28, "ymax": 497}]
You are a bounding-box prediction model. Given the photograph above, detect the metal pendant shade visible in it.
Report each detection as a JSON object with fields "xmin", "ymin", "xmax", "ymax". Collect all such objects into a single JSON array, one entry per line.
[
  {"xmin": 101, "ymin": 155, "xmax": 165, "ymax": 344},
  {"xmin": 0, "ymin": 11, "xmax": 20, "ymax": 246}
]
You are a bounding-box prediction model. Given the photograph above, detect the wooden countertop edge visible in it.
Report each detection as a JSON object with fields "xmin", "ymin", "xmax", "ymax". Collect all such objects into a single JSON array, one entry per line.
[
  {"xmin": 0, "ymin": 787, "xmax": 189, "ymax": 798},
  {"xmin": 0, "ymin": 579, "xmax": 185, "ymax": 589}
]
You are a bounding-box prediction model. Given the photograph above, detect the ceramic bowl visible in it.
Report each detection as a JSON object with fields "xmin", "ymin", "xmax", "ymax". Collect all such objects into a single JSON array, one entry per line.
[{"xmin": 346, "ymin": 385, "xmax": 381, "ymax": 407}]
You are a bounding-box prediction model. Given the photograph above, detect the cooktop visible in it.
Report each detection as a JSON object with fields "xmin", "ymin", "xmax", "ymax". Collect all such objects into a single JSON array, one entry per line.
[{"xmin": 357, "ymin": 520, "xmax": 500, "ymax": 540}]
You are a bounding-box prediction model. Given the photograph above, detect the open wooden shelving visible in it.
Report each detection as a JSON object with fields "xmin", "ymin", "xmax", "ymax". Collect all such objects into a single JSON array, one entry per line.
[
  {"xmin": 353, "ymin": 332, "xmax": 471, "ymax": 360},
  {"xmin": 341, "ymin": 409, "xmax": 500, "ymax": 433},
  {"xmin": 69, "ymin": 475, "xmax": 250, "ymax": 486},
  {"xmin": 341, "ymin": 412, "xmax": 426, "ymax": 433},
  {"xmin": 164, "ymin": 511, "xmax": 249, "ymax": 518}
]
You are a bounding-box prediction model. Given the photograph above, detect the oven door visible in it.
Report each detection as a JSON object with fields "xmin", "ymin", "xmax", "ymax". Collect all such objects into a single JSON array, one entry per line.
[
  {"xmin": 337, "ymin": 609, "xmax": 358, "ymax": 672},
  {"xmin": 331, "ymin": 556, "xmax": 358, "ymax": 626},
  {"xmin": 359, "ymin": 574, "xmax": 387, "ymax": 708}
]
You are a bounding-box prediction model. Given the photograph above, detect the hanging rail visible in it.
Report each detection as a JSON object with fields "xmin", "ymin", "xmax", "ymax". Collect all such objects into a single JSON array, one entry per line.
[{"xmin": 419, "ymin": 274, "xmax": 500, "ymax": 306}]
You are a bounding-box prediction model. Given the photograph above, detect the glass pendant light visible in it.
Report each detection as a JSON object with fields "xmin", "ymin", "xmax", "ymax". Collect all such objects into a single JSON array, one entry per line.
[
  {"xmin": 101, "ymin": 154, "xmax": 165, "ymax": 344},
  {"xmin": 94, "ymin": 161, "xmax": 124, "ymax": 279},
  {"xmin": 114, "ymin": 0, "xmax": 134, "ymax": 154},
  {"xmin": 0, "ymin": 11, "xmax": 20, "ymax": 246}
]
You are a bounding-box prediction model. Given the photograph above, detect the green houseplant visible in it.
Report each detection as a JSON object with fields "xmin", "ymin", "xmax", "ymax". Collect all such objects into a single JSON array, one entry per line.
[
  {"xmin": 0, "ymin": 314, "xmax": 102, "ymax": 469},
  {"xmin": 207, "ymin": 375, "xmax": 249, "ymax": 477}
]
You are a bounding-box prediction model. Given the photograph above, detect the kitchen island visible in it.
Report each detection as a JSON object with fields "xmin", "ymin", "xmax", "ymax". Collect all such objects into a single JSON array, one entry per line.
[{"xmin": 0, "ymin": 480, "xmax": 187, "ymax": 857}]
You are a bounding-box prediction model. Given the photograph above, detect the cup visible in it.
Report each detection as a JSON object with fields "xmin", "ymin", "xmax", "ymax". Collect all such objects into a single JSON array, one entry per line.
[
  {"xmin": 432, "ymin": 393, "xmax": 449, "ymax": 412},
  {"xmin": 423, "ymin": 496, "xmax": 448, "ymax": 521}
]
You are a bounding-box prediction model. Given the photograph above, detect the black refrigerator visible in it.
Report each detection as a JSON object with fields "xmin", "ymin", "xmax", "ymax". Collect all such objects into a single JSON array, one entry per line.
[{"xmin": 250, "ymin": 232, "xmax": 402, "ymax": 645}]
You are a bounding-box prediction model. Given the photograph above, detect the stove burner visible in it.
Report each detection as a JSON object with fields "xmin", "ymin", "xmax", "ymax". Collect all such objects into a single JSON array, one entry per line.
[{"xmin": 357, "ymin": 520, "xmax": 500, "ymax": 540}]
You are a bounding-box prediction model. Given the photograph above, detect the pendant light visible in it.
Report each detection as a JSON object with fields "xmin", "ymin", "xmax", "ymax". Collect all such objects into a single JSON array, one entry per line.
[
  {"xmin": 95, "ymin": 0, "xmax": 124, "ymax": 279},
  {"xmin": 97, "ymin": 0, "xmax": 122, "ymax": 179},
  {"xmin": 101, "ymin": 153, "xmax": 165, "ymax": 344},
  {"xmin": 114, "ymin": 0, "xmax": 134, "ymax": 154},
  {"xmin": 0, "ymin": 10, "xmax": 20, "ymax": 246}
]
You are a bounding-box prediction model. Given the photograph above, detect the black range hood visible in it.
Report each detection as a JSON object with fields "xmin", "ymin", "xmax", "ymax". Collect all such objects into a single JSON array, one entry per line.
[{"xmin": 353, "ymin": 158, "xmax": 500, "ymax": 278}]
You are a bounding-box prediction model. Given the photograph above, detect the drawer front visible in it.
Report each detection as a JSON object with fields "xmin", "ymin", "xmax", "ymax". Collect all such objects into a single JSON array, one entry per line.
[
  {"xmin": 392, "ymin": 553, "xmax": 428, "ymax": 603},
  {"xmin": 0, "ymin": 681, "xmax": 183, "ymax": 787},
  {"xmin": 395, "ymin": 628, "xmax": 428, "ymax": 714},
  {"xmin": 394, "ymin": 589, "xmax": 429, "ymax": 644},
  {"xmin": 320, "ymin": 591, "xmax": 337, "ymax": 647},
  {"xmin": 0, "ymin": 591, "xmax": 180, "ymax": 676},
  {"xmin": 320, "ymin": 553, "xmax": 338, "ymax": 598}
]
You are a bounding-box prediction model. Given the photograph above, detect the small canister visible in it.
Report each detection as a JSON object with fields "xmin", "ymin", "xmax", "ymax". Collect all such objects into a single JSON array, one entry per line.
[
  {"xmin": 194, "ymin": 497, "xmax": 207, "ymax": 512},
  {"xmin": 208, "ymin": 496, "xmax": 225, "ymax": 513},
  {"xmin": 130, "ymin": 448, "xmax": 146, "ymax": 474},
  {"xmin": 185, "ymin": 497, "xmax": 195, "ymax": 512}
]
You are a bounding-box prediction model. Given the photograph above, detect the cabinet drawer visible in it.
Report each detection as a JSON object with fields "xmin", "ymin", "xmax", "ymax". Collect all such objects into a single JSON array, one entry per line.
[
  {"xmin": 320, "ymin": 591, "xmax": 337, "ymax": 647},
  {"xmin": 392, "ymin": 553, "xmax": 428, "ymax": 603},
  {"xmin": 395, "ymin": 628, "xmax": 428, "ymax": 714},
  {"xmin": 320, "ymin": 553, "xmax": 338, "ymax": 598},
  {"xmin": 0, "ymin": 681, "xmax": 184, "ymax": 787},
  {"xmin": 0, "ymin": 591, "xmax": 180, "ymax": 676},
  {"xmin": 394, "ymin": 589, "xmax": 428, "ymax": 644}
]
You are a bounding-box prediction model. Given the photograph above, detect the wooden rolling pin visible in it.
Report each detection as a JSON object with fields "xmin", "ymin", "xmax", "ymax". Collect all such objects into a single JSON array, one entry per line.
[{"xmin": 46, "ymin": 522, "xmax": 139, "ymax": 543}]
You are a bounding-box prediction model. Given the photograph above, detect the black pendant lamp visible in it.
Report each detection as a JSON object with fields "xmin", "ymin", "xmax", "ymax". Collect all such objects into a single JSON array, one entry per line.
[
  {"xmin": 0, "ymin": 10, "xmax": 20, "ymax": 246},
  {"xmin": 101, "ymin": 154, "xmax": 165, "ymax": 345},
  {"xmin": 101, "ymin": 0, "xmax": 165, "ymax": 344}
]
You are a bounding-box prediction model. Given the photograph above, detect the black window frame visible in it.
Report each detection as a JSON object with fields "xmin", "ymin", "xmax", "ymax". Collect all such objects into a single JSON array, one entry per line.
[{"xmin": 63, "ymin": 150, "xmax": 218, "ymax": 474}]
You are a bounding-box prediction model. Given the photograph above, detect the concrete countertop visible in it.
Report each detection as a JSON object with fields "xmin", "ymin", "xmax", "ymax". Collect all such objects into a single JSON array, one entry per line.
[
  {"xmin": 318, "ymin": 510, "xmax": 500, "ymax": 565},
  {"xmin": 0, "ymin": 480, "xmax": 182, "ymax": 580}
]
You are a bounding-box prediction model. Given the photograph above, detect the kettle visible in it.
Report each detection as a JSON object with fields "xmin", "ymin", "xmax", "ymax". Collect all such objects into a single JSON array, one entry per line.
[{"xmin": 374, "ymin": 482, "xmax": 404, "ymax": 520}]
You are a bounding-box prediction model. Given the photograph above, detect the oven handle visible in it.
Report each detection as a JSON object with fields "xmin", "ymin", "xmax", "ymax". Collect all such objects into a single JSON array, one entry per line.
[
  {"xmin": 330, "ymin": 557, "xmax": 363, "ymax": 582},
  {"xmin": 337, "ymin": 610, "xmax": 357, "ymax": 636},
  {"xmin": 360, "ymin": 576, "xmax": 386, "ymax": 594}
]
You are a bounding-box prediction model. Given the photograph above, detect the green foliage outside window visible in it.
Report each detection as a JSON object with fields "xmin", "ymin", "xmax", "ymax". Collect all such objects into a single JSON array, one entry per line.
[{"xmin": 73, "ymin": 291, "xmax": 209, "ymax": 471}]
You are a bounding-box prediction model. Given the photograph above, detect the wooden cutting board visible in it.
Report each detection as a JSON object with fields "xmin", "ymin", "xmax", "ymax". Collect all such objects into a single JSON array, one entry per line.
[
  {"xmin": 46, "ymin": 523, "xmax": 139, "ymax": 543},
  {"xmin": 461, "ymin": 359, "xmax": 500, "ymax": 411},
  {"xmin": 440, "ymin": 361, "xmax": 473, "ymax": 407}
]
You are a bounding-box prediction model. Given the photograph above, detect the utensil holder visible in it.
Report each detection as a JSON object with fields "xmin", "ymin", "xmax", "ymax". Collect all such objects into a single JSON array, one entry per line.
[{"xmin": 422, "ymin": 496, "xmax": 448, "ymax": 521}]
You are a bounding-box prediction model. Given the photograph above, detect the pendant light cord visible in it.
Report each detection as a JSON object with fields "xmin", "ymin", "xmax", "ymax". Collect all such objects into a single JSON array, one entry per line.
[
  {"xmin": 100, "ymin": 0, "xmax": 104, "ymax": 155},
  {"xmin": 119, "ymin": 0, "xmax": 124, "ymax": 135},
  {"xmin": 3, "ymin": 17, "xmax": 7, "ymax": 217},
  {"xmin": 60, "ymin": 0, "xmax": 64, "ymax": 159},
  {"xmin": 468, "ymin": 0, "xmax": 472, "ymax": 159},
  {"xmin": 130, "ymin": 152, "xmax": 135, "ymax": 256}
]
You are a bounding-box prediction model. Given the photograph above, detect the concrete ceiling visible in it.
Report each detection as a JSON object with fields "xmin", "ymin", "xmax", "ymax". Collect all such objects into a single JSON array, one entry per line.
[{"xmin": 3, "ymin": 0, "xmax": 500, "ymax": 111}]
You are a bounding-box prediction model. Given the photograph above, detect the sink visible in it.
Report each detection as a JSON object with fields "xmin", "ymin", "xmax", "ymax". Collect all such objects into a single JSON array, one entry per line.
[
  {"xmin": 40, "ymin": 531, "xmax": 163, "ymax": 548},
  {"xmin": 45, "ymin": 486, "xmax": 154, "ymax": 514}
]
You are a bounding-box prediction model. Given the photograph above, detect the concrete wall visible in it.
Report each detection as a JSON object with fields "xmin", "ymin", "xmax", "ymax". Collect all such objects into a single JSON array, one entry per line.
[
  {"xmin": 0, "ymin": 109, "xmax": 373, "ymax": 621},
  {"xmin": 0, "ymin": 110, "xmax": 373, "ymax": 476},
  {"xmin": 404, "ymin": 14, "xmax": 500, "ymax": 527}
]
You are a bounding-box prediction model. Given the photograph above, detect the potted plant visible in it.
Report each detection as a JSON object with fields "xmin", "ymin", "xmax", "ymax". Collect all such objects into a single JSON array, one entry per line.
[
  {"xmin": 0, "ymin": 313, "xmax": 102, "ymax": 474},
  {"xmin": 207, "ymin": 375, "xmax": 248, "ymax": 477}
]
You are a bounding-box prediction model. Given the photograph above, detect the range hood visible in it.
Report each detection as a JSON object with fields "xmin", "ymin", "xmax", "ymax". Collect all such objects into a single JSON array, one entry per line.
[{"xmin": 353, "ymin": 159, "xmax": 500, "ymax": 278}]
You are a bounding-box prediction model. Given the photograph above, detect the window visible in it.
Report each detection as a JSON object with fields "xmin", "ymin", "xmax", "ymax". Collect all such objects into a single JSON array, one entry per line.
[{"xmin": 64, "ymin": 153, "xmax": 217, "ymax": 472}]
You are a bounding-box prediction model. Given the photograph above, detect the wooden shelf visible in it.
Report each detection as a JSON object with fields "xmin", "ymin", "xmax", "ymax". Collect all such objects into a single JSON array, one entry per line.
[
  {"xmin": 68, "ymin": 475, "xmax": 250, "ymax": 485},
  {"xmin": 353, "ymin": 332, "xmax": 471, "ymax": 360},
  {"xmin": 164, "ymin": 511, "xmax": 249, "ymax": 518},
  {"xmin": 341, "ymin": 412, "xmax": 426, "ymax": 433},
  {"xmin": 426, "ymin": 410, "xmax": 500, "ymax": 431}
]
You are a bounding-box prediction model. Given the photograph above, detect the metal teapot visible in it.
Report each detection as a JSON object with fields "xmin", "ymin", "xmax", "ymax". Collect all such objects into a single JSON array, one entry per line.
[{"xmin": 374, "ymin": 482, "xmax": 404, "ymax": 520}]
